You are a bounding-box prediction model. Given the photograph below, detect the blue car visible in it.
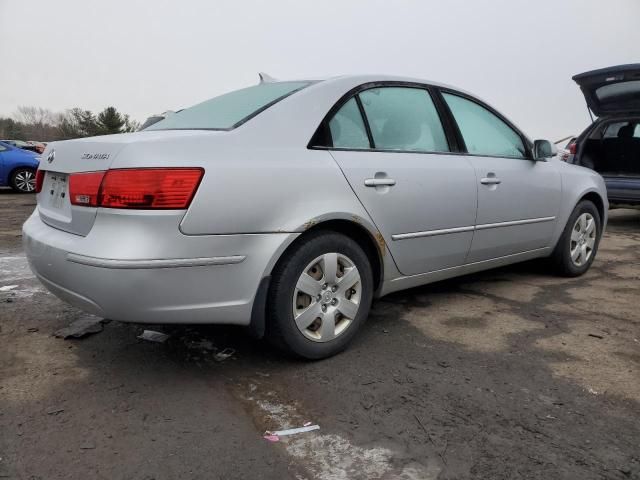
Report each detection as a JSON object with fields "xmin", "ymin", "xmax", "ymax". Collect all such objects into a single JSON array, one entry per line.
[{"xmin": 0, "ymin": 141, "xmax": 40, "ymax": 192}]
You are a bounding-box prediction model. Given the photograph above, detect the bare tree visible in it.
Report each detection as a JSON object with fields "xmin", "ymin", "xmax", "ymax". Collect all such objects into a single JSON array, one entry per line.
[
  {"xmin": 13, "ymin": 106, "xmax": 59, "ymax": 141},
  {"xmin": 15, "ymin": 106, "xmax": 56, "ymax": 126}
]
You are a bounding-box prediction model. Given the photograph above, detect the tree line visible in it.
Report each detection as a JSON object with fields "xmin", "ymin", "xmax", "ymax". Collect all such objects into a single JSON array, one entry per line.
[{"xmin": 0, "ymin": 106, "xmax": 141, "ymax": 142}]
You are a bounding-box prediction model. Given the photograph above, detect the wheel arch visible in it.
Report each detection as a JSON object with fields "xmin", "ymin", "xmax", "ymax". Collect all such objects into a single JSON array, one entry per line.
[
  {"xmin": 579, "ymin": 191, "xmax": 606, "ymax": 224},
  {"xmin": 550, "ymin": 187, "xmax": 607, "ymax": 255},
  {"xmin": 8, "ymin": 164, "xmax": 37, "ymax": 189},
  {"xmin": 249, "ymin": 217, "xmax": 386, "ymax": 339},
  {"xmin": 299, "ymin": 219, "xmax": 384, "ymax": 293}
]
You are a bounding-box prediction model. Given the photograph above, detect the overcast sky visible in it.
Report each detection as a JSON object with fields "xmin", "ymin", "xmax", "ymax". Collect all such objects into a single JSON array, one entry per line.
[{"xmin": 1, "ymin": 0, "xmax": 638, "ymax": 140}]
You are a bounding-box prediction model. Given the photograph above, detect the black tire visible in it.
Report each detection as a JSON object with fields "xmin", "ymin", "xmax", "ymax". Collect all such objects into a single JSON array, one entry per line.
[
  {"xmin": 267, "ymin": 231, "xmax": 374, "ymax": 359},
  {"xmin": 10, "ymin": 168, "xmax": 36, "ymax": 193},
  {"xmin": 550, "ymin": 200, "xmax": 601, "ymax": 277}
]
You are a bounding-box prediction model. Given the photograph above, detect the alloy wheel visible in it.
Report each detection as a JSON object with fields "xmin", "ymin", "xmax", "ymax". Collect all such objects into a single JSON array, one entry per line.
[
  {"xmin": 14, "ymin": 170, "xmax": 36, "ymax": 192},
  {"xmin": 570, "ymin": 212, "xmax": 596, "ymax": 266}
]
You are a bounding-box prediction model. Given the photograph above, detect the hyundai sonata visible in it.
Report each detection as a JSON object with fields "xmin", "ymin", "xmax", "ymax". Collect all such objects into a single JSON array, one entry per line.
[{"xmin": 23, "ymin": 74, "xmax": 608, "ymax": 359}]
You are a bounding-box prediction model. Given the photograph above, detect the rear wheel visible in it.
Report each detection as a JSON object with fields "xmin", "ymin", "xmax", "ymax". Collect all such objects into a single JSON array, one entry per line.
[
  {"xmin": 267, "ymin": 231, "xmax": 373, "ymax": 359},
  {"xmin": 10, "ymin": 168, "xmax": 36, "ymax": 193},
  {"xmin": 551, "ymin": 200, "xmax": 601, "ymax": 276}
]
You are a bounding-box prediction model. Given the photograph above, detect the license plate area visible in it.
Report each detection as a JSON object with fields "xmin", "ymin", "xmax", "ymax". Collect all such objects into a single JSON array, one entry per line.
[{"xmin": 46, "ymin": 172, "xmax": 69, "ymax": 209}]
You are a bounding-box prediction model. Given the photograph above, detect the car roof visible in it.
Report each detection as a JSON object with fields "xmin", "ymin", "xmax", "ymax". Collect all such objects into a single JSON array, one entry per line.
[
  {"xmin": 235, "ymin": 74, "xmax": 531, "ymax": 147},
  {"xmin": 293, "ymin": 73, "xmax": 477, "ymax": 97}
]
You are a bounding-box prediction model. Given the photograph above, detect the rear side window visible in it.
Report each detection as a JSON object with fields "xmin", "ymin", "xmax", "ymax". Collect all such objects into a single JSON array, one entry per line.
[
  {"xmin": 359, "ymin": 87, "xmax": 449, "ymax": 152},
  {"xmin": 602, "ymin": 121, "xmax": 640, "ymax": 139},
  {"xmin": 443, "ymin": 93, "xmax": 527, "ymax": 158},
  {"xmin": 145, "ymin": 81, "xmax": 311, "ymax": 131},
  {"xmin": 602, "ymin": 122, "xmax": 628, "ymax": 138},
  {"xmin": 328, "ymin": 98, "xmax": 370, "ymax": 149}
]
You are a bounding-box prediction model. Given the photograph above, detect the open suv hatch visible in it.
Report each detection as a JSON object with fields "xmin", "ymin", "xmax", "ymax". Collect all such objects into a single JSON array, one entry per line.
[{"xmin": 569, "ymin": 64, "xmax": 640, "ymax": 207}]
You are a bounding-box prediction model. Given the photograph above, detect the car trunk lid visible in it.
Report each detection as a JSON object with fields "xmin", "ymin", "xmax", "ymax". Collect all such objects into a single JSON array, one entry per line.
[
  {"xmin": 36, "ymin": 130, "xmax": 206, "ymax": 236},
  {"xmin": 573, "ymin": 64, "xmax": 640, "ymax": 117}
]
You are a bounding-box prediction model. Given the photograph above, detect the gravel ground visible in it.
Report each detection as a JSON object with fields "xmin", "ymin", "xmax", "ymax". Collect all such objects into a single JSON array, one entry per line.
[{"xmin": 1, "ymin": 188, "xmax": 639, "ymax": 480}]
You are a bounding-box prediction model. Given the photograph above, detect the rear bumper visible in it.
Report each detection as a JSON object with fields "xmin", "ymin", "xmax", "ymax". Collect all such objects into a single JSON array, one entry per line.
[{"xmin": 23, "ymin": 210, "xmax": 297, "ymax": 324}]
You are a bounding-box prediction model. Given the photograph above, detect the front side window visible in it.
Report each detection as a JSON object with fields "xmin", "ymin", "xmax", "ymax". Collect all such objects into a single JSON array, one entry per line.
[
  {"xmin": 359, "ymin": 87, "xmax": 449, "ymax": 152},
  {"xmin": 328, "ymin": 98, "xmax": 370, "ymax": 149},
  {"xmin": 443, "ymin": 93, "xmax": 527, "ymax": 158},
  {"xmin": 145, "ymin": 81, "xmax": 311, "ymax": 131}
]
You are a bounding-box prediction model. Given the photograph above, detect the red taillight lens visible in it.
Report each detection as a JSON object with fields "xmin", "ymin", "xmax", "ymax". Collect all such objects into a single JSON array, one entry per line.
[
  {"xmin": 99, "ymin": 168, "xmax": 204, "ymax": 209},
  {"xmin": 35, "ymin": 169, "xmax": 45, "ymax": 193},
  {"xmin": 568, "ymin": 142, "xmax": 577, "ymax": 155},
  {"xmin": 69, "ymin": 168, "xmax": 203, "ymax": 209},
  {"xmin": 70, "ymin": 171, "xmax": 106, "ymax": 206}
]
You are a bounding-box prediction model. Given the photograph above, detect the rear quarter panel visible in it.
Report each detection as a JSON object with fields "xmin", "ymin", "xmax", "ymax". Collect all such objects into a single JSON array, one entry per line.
[{"xmin": 149, "ymin": 142, "xmax": 377, "ymax": 236}]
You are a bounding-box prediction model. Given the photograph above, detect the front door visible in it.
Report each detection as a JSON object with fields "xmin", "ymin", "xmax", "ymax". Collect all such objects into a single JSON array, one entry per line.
[
  {"xmin": 441, "ymin": 92, "xmax": 561, "ymax": 263},
  {"xmin": 324, "ymin": 86, "xmax": 478, "ymax": 276}
]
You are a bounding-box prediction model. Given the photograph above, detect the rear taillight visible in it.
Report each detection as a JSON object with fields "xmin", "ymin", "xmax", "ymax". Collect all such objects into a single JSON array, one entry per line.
[
  {"xmin": 69, "ymin": 168, "xmax": 204, "ymax": 209},
  {"xmin": 70, "ymin": 171, "xmax": 106, "ymax": 207},
  {"xmin": 35, "ymin": 169, "xmax": 45, "ymax": 193},
  {"xmin": 568, "ymin": 142, "xmax": 577, "ymax": 155}
]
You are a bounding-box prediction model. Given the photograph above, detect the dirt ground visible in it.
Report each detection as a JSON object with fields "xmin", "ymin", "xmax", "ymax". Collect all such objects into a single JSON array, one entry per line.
[{"xmin": 1, "ymin": 188, "xmax": 639, "ymax": 480}]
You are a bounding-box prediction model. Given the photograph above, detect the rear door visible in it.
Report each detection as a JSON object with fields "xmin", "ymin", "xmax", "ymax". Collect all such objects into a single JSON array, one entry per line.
[
  {"xmin": 321, "ymin": 85, "xmax": 478, "ymax": 276},
  {"xmin": 573, "ymin": 64, "xmax": 640, "ymax": 117},
  {"xmin": 440, "ymin": 91, "xmax": 561, "ymax": 263}
]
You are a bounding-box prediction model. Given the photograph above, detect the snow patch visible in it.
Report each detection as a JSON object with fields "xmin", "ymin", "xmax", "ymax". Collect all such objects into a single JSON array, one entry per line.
[
  {"xmin": 249, "ymin": 389, "xmax": 440, "ymax": 480},
  {"xmin": 0, "ymin": 254, "xmax": 45, "ymax": 298}
]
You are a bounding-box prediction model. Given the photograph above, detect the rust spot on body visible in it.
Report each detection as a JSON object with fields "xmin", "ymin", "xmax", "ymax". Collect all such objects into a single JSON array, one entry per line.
[
  {"xmin": 375, "ymin": 232, "xmax": 386, "ymax": 255},
  {"xmin": 303, "ymin": 220, "xmax": 317, "ymax": 230}
]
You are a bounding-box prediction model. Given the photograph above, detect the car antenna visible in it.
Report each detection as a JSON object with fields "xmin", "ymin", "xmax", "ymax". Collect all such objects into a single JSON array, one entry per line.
[{"xmin": 259, "ymin": 72, "xmax": 277, "ymax": 83}]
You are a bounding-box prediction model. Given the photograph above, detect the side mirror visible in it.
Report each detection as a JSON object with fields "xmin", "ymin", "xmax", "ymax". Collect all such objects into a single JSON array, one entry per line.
[{"xmin": 533, "ymin": 139, "xmax": 557, "ymax": 161}]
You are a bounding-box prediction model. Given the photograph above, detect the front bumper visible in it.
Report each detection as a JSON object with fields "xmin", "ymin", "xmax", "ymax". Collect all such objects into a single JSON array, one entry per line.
[{"xmin": 23, "ymin": 210, "xmax": 297, "ymax": 325}]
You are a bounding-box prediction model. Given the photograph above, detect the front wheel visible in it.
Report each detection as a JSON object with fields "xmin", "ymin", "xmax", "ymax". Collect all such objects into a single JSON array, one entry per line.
[
  {"xmin": 267, "ymin": 231, "xmax": 374, "ymax": 359},
  {"xmin": 550, "ymin": 200, "xmax": 601, "ymax": 277},
  {"xmin": 10, "ymin": 168, "xmax": 36, "ymax": 193}
]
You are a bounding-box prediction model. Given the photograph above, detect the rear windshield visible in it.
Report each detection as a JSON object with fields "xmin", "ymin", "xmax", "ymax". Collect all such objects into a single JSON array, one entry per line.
[
  {"xmin": 145, "ymin": 81, "xmax": 311, "ymax": 131},
  {"xmin": 595, "ymin": 80, "xmax": 640, "ymax": 101}
]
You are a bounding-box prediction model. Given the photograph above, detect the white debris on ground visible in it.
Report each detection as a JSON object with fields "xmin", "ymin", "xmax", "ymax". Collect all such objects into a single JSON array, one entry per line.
[
  {"xmin": 246, "ymin": 386, "xmax": 441, "ymax": 480},
  {"xmin": 137, "ymin": 330, "xmax": 170, "ymax": 343},
  {"xmin": 0, "ymin": 254, "xmax": 45, "ymax": 299}
]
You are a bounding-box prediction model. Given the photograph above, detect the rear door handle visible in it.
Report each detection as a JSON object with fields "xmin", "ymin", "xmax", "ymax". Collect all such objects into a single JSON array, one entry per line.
[
  {"xmin": 364, "ymin": 178, "xmax": 396, "ymax": 187},
  {"xmin": 480, "ymin": 177, "xmax": 501, "ymax": 185}
]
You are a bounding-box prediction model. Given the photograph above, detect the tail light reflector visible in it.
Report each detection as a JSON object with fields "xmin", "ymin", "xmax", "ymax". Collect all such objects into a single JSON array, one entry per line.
[
  {"xmin": 69, "ymin": 168, "xmax": 204, "ymax": 209},
  {"xmin": 35, "ymin": 169, "xmax": 45, "ymax": 193}
]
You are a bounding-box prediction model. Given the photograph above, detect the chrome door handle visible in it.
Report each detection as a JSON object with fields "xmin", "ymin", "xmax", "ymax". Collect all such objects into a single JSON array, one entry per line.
[
  {"xmin": 480, "ymin": 177, "xmax": 502, "ymax": 185},
  {"xmin": 364, "ymin": 178, "xmax": 396, "ymax": 187}
]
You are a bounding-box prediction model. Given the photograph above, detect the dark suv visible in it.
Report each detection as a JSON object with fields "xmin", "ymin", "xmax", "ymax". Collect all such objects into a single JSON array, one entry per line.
[{"xmin": 568, "ymin": 64, "xmax": 640, "ymax": 207}]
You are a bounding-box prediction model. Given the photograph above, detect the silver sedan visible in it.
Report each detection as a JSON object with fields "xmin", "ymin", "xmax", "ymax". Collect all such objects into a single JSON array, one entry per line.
[{"xmin": 23, "ymin": 75, "xmax": 608, "ymax": 359}]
